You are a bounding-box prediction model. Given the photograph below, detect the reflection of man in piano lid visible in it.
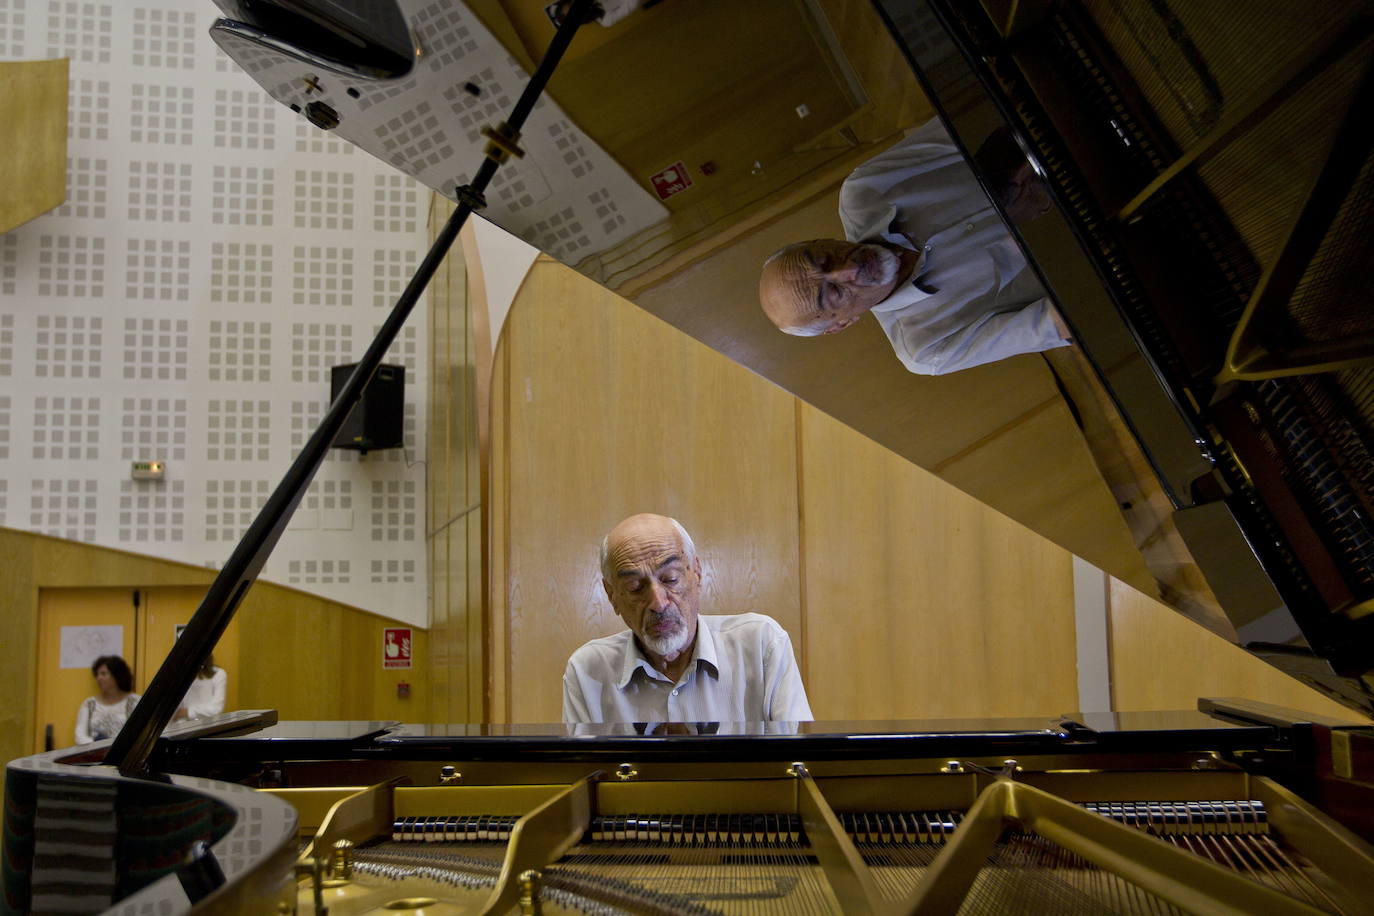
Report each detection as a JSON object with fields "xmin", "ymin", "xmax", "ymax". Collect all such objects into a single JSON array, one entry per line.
[
  {"xmin": 759, "ymin": 117, "xmax": 1071, "ymax": 375},
  {"xmin": 562, "ymin": 513, "xmax": 813, "ymax": 725}
]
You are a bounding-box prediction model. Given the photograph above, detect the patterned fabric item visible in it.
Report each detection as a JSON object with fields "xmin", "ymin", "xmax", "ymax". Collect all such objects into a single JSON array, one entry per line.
[{"xmin": 75, "ymin": 694, "xmax": 141, "ymax": 745}]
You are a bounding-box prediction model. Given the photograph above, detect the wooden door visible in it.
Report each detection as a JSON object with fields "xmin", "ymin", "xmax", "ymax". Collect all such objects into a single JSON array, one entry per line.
[
  {"xmin": 33, "ymin": 588, "xmax": 138, "ymax": 753},
  {"xmin": 137, "ymin": 585, "xmax": 241, "ymax": 715}
]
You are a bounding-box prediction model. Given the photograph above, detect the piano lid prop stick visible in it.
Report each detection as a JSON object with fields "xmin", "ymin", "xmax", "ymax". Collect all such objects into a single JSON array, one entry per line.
[{"xmin": 104, "ymin": 0, "xmax": 600, "ymax": 777}]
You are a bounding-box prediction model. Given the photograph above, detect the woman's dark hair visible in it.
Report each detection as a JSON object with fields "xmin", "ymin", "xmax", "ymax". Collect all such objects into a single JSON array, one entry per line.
[
  {"xmin": 91, "ymin": 655, "xmax": 134, "ymax": 693},
  {"xmin": 197, "ymin": 652, "xmax": 216, "ymax": 680}
]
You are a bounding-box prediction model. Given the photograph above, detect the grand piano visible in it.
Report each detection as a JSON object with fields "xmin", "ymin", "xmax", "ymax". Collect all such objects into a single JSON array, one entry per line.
[{"xmin": 6, "ymin": 0, "xmax": 1374, "ymax": 912}]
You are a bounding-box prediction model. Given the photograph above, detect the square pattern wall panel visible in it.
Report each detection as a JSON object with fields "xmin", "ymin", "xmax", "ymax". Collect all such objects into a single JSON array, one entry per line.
[
  {"xmin": 69, "ymin": 78, "xmax": 111, "ymax": 142},
  {"xmin": 0, "ymin": 395, "xmax": 11, "ymax": 460},
  {"xmin": 370, "ymin": 479, "xmax": 417, "ymax": 542},
  {"xmin": 207, "ymin": 320, "xmax": 271, "ymax": 382},
  {"xmin": 371, "ymin": 249, "xmax": 412, "ymax": 308},
  {"xmin": 0, "ymin": 315, "xmax": 11, "ymax": 376},
  {"xmin": 0, "ymin": 0, "xmax": 433, "ymax": 624},
  {"xmin": 123, "ymin": 317, "xmax": 188, "ymax": 381},
  {"xmin": 120, "ymin": 396, "xmax": 187, "ymax": 461},
  {"xmin": 291, "ymin": 322, "xmax": 353, "ymax": 385},
  {"xmin": 373, "ymin": 174, "xmax": 420, "ymax": 233},
  {"xmin": 118, "ymin": 478, "xmax": 184, "ymax": 542},
  {"xmin": 35, "ymin": 315, "xmax": 103, "ymax": 379},
  {"xmin": 291, "ymin": 246, "xmax": 353, "ymax": 306},
  {"xmin": 31, "ymin": 395, "xmax": 100, "ymax": 460},
  {"xmin": 204, "ymin": 479, "xmax": 269, "ymax": 542},
  {"xmin": 37, "ymin": 235, "xmax": 104, "ymax": 297},
  {"xmin": 1, "ymin": 235, "xmax": 17, "ymax": 295},
  {"xmin": 46, "ymin": 0, "xmax": 111, "ymax": 64},
  {"xmin": 29, "ymin": 478, "xmax": 98, "ymax": 542},
  {"xmin": 127, "ymin": 161, "xmax": 193, "ymax": 221},
  {"xmin": 288, "ymin": 558, "xmax": 350, "ymax": 585},
  {"xmin": 54, "ymin": 157, "xmax": 109, "ymax": 220},
  {"xmin": 290, "ymin": 398, "xmax": 354, "ymax": 463},
  {"xmin": 293, "ymin": 170, "xmax": 354, "ymax": 230},
  {"xmin": 210, "ymin": 242, "xmax": 273, "ymax": 305},
  {"xmin": 205, "ymin": 399, "xmax": 271, "ymax": 462},
  {"xmin": 125, "ymin": 238, "xmax": 191, "ymax": 301},
  {"xmin": 294, "ymin": 119, "xmax": 354, "ymax": 156},
  {"xmin": 129, "ymin": 84, "xmax": 194, "ymax": 145},
  {"xmin": 130, "ymin": 6, "xmax": 196, "ymax": 69},
  {"xmin": 214, "ymin": 88, "xmax": 276, "ymax": 150},
  {"xmin": 371, "ymin": 558, "xmax": 416, "ymax": 584},
  {"xmin": 212, "ymin": 166, "xmax": 274, "ymax": 226},
  {"xmin": 0, "ymin": 0, "xmax": 25, "ymax": 57}
]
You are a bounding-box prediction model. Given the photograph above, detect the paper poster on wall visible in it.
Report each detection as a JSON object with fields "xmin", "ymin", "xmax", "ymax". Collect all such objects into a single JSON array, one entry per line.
[
  {"xmin": 59, "ymin": 625, "xmax": 124, "ymax": 669},
  {"xmin": 383, "ymin": 628, "xmax": 412, "ymax": 669}
]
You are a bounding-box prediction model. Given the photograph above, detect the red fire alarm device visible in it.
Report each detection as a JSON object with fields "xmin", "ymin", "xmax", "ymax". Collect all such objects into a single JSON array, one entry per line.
[
  {"xmin": 383, "ymin": 627, "xmax": 412, "ymax": 669},
  {"xmin": 649, "ymin": 161, "xmax": 693, "ymax": 200}
]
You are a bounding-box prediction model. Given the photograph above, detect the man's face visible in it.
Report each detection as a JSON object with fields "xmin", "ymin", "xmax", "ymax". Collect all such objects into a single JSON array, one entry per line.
[
  {"xmin": 762, "ymin": 239, "xmax": 905, "ymax": 334},
  {"xmin": 602, "ymin": 517, "xmax": 702, "ymax": 663}
]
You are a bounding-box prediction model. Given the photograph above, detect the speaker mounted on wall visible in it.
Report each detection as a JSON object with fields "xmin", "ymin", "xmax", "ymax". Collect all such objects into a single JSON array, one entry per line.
[{"xmin": 330, "ymin": 363, "xmax": 405, "ymax": 454}]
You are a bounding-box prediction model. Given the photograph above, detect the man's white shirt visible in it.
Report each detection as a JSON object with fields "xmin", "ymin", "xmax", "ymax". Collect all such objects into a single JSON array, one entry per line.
[
  {"xmin": 841, "ymin": 117, "xmax": 1068, "ymax": 375},
  {"xmin": 563, "ymin": 613, "xmax": 813, "ymax": 724}
]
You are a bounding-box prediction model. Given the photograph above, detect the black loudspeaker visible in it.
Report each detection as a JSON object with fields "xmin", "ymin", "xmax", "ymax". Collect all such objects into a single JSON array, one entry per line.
[{"xmin": 330, "ymin": 363, "xmax": 404, "ymax": 453}]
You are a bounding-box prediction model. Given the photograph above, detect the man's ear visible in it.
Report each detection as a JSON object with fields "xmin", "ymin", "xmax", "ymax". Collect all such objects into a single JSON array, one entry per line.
[
  {"xmin": 692, "ymin": 556, "xmax": 702, "ymax": 580},
  {"xmin": 602, "ymin": 578, "xmax": 613, "ymax": 602}
]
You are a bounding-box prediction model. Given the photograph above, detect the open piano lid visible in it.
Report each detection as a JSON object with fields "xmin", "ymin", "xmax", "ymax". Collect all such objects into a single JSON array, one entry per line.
[{"xmin": 202, "ymin": 0, "xmax": 1374, "ymax": 717}]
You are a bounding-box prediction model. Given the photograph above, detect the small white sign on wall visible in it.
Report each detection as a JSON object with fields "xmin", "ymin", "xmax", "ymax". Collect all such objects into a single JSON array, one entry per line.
[{"xmin": 59, "ymin": 625, "xmax": 124, "ymax": 669}]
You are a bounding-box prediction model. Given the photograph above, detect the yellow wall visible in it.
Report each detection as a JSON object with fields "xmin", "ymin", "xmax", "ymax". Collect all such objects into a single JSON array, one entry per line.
[
  {"xmin": 489, "ymin": 258, "xmax": 1080, "ymax": 723},
  {"xmin": 426, "ymin": 203, "xmax": 486, "ymax": 725},
  {"xmin": 0, "ymin": 59, "xmax": 67, "ymax": 233},
  {"xmin": 1107, "ymin": 578, "xmax": 1357, "ymax": 720},
  {"xmin": 487, "ymin": 257, "xmax": 1360, "ymax": 726},
  {"xmin": 0, "ymin": 527, "xmax": 429, "ymax": 764}
]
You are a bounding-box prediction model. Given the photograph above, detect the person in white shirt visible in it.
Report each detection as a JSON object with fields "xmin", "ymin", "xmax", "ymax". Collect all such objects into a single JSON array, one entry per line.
[
  {"xmin": 75, "ymin": 655, "xmax": 141, "ymax": 744},
  {"xmin": 174, "ymin": 654, "xmax": 227, "ymax": 721},
  {"xmin": 562, "ymin": 513, "xmax": 813, "ymax": 725},
  {"xmin": 759, "ymin": 117, "xmax": 1070, "ymax": 375}
]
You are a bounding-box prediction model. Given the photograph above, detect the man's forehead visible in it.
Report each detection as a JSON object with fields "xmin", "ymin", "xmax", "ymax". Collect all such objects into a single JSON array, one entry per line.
[
  {"xmin": 607, "ymin": 520, "xmax": 686, "ymax": 572},
  {"xmin": 765, "ymin": 251, "xmax": 824, "ymax": 320}
]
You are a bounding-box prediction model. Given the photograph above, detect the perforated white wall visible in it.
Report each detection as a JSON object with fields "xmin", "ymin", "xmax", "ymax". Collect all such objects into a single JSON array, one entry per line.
[{"xmin": 0, "ymin": 0, "xmax": 431, "ymax": 626}]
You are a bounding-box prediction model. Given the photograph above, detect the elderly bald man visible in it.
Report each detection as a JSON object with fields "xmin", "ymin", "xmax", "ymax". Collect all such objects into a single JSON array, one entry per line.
[
  {"xmin": 759, "ymin": 117, "xmax": 1070, "ymax": 375},
  {"xmin": 562, "ymin": 513, "xmax": 813, "ymax": 725}
]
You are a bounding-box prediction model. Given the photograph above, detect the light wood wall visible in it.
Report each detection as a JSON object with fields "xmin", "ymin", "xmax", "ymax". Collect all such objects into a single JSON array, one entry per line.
[
  {"xmin": 426, "ymin": 202, "xmax": 486, "ymax": 725},
  {"xmin": 488, "ymin": 258, "xmax": 1081, "ymax": 723},
  {"xmin": 1107, "ymin": 578, "xmax": 1357, "ymax": 720},
  {"xmin": 489, "ymin": 257, "xmax": 803, "ymax": 722},
  {"xmin": 487, "ymin": 257, "xmax": 1360, "ymax": 726},
  {"xmin": 0, "ymin": 59, "xmax": 67, "ymax": 233},
  {"xmin": 0, "ymin": 527, "xmax": 429, "ymax": 764}
]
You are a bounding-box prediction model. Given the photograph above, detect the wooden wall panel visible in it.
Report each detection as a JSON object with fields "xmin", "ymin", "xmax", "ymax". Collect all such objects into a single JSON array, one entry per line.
[
  {"xmin": 1108, "ymin": 578, "xmax": 1358, "ymax": 720},
  {"xmin": 0, "ymin": 59, "xmax": 67, "ymax": 233},
  {"xmin": 495, "ymin": 258, "xmax": 801, "ymax": 723},
  {"xmin": 426, "ymin": 203, "xmax": 485, "ymax": 724},
  {"xmin": 798, "ymin": 405, "xmax": 1080, "ymax": 720}
]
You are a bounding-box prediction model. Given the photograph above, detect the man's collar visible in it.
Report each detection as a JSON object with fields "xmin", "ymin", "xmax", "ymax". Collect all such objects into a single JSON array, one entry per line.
[{"xmin": 615, "ymin": 618, "xmax": 718, "ymax": 689}]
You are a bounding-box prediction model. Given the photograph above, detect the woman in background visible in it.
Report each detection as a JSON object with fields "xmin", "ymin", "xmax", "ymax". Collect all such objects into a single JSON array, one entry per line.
[
  {"xmin": 75, "ymin": 655, "xmax": 141, "ymax": 744},
  {"xmin": 175, "ymin": 653, "xmax": 227, "ymax": 720}
]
